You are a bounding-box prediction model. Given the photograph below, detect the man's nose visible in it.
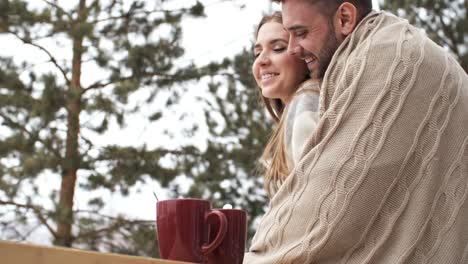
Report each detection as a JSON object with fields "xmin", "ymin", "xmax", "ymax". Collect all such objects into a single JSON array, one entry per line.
[{"xmin": 288, "ymin": 37, "xmax": 301, "ymax": 56}]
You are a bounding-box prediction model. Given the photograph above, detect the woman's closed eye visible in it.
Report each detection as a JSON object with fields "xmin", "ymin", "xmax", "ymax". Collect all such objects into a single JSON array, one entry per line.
[
  {"xmin": 273, "ymin": 46, "xmax": 287, "ymax": 53},
  {"xmin": 254, "ymin": 49, "xmax": 262, "ymax": 58}
]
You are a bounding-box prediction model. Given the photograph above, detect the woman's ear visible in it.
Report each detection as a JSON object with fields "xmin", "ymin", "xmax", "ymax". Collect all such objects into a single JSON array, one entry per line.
[{"xmin": 334, "ymin": 2, "xmax": 358, "ymax": 40}]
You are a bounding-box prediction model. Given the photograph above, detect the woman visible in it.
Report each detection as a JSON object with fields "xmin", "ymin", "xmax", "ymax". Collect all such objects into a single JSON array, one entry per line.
[{"xmin": 252, "ymin": 12, "xmax": 321, "ymax": 197}]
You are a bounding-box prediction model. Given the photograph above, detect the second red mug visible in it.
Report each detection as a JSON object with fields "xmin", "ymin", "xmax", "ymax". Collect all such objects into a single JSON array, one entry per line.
[
  {"xmin": 156, "ymin": 199, "xmax": 247, "ymax": 263},
  {"xmin": 205, "ymin": 208, "xmax": 247, "ymax": 264}
]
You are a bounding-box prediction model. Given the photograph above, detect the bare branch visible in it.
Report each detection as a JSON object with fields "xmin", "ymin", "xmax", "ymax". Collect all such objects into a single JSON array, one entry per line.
[
  {"xmin": 6, "ymin": 30, "xmax": 71, "ymax": 85},
  {"xmin": 0, "ymin": 200, "xmax": 58, "ymax": 239}
]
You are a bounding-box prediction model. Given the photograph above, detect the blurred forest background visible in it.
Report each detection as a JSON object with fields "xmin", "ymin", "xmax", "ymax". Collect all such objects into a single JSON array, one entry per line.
[{"xmin": 0, "ymin": 0, "xmax": 466, "ymax": 258}]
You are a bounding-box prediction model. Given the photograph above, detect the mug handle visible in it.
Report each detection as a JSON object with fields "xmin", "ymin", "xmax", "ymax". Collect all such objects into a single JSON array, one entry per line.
[{"xmin": 201, "ymin": 210, "xmax": 227, "ymax": 255}]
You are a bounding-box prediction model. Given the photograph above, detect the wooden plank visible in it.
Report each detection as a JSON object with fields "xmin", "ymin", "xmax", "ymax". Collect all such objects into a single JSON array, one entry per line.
[{"xmin": 0, "ymin": 240, "xmax": 192, "ymax": 264}]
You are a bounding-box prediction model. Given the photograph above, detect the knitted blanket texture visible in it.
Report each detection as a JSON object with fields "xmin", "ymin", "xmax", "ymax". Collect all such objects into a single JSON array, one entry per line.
[{"xmin": 244, "ymin": 11, "xmax": 468, "ymax": 264}]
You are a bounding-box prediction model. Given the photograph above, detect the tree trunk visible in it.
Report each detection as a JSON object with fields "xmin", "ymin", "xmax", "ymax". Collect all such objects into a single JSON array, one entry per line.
[{"xmin": 55, "ymin": 0, "xmax": 86, "ymax": 247}]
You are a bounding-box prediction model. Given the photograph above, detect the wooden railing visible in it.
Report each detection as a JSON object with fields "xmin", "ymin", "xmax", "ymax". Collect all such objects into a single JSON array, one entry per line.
[{"xmin": 0, "ymin": 240, "xmax": 191, "ymax": 264}]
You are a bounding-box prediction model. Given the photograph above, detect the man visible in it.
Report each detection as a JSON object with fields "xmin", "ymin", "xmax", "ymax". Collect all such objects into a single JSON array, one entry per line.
[{"xmin": 244, "ymin": 0, "xmax": 468, "ymax": 263}]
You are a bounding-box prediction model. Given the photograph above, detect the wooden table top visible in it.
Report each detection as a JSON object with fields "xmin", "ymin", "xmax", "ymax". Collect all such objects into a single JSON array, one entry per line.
[{"xmin": 0, "ymin": 240, "xmax": 192, "ymax": 264}]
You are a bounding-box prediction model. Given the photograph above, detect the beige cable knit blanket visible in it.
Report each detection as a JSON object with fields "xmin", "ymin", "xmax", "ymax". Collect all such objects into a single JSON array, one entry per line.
[{"xmin": 244, "ymin": 11, "xmax": 468, "ymax": 264}]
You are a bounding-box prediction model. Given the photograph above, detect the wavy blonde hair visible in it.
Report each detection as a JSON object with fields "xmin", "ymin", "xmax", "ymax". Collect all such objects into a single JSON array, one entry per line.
[{"xmin": 254, "ymin": 12, "xmax": 308, "ymax": 196}]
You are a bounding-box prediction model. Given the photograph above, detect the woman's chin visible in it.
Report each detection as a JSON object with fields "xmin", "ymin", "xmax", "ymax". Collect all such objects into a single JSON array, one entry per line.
[
  {"xmin": 262, "ymin": 93, "xmax": 278, "ymax": 100},
  {"xmin": 263, "ymin": 90, "xmax": 289, "ymax": 102},
  {"xmin": 261, "ymin": 89, "xmax": 278, "ymax": 99}
]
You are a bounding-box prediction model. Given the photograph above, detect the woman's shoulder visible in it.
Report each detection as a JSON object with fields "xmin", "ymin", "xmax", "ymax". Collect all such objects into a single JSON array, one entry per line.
[
  {"xmin": 284, "ymin": 79, "xmax": 321, "ymax": 142},
  {"xmin": 296, "ymin": 79, "xmax": 320, "ymax": 95},
  {"xmin": 288, "ymin": 79, "xmax": 321, "ymax": 115}
]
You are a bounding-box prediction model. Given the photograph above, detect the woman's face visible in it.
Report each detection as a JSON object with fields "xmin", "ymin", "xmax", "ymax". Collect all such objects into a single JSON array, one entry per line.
[{"xmin": 252, "ymin": 21, "xmax": 308, "ymax": 102}]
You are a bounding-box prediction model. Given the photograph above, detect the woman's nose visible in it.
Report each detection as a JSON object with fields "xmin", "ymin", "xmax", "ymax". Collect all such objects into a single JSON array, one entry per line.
[{"xmin": 257, "ymin": 52, "xmax": 270, "ymax": 65}]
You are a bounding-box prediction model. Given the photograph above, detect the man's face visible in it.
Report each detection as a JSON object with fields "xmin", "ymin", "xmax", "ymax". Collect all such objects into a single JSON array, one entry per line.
[{"xmin": 282, "ymin": 0, "xmax": 340, "ymax": 79}]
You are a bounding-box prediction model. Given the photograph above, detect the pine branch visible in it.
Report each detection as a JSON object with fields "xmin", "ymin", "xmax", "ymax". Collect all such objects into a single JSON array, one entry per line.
[
  {"xmin": 88, "ymin": 7, "xmax": 188, "ymax": 24},
  {"xmin": 6, "ymin": 30, "xmax": 71, "ymax": 86},
  {"xmin": 75, "ymin": 209, "xmax": 153, "ymax": 222},
  {"xmin": 0, "ymin": 200, "xmax": 58, "ymax": 239},
  {"xmin": 0, "ymin": 112, "xmax": 63, "ymax": 160},
  {"xmin": 79, "ymin": 134, "xmax": 95, "ymax": 155},
  {"xmin": 436, "ymin": 10, "xmax": 460, "ymax": 56},
  {"xmin": 88, "ymin": 0, "xmax": 234, "ymax": 25},
  {"xmin": 41, "ymin": 0, "xmax": 73, "ymax": 20},
  {"xmin": 30, "ymin": 32, "xmax": 57, "ymax": 41},
  {"xmin": 83, "ymin": 71, "xmax": 238, "ymax": 93},
  {"xmin": 82, "ymin": 72, "xmax": 178, "ymax": 92},
  {"xmin": 83, "ymin": 76, "xmax": 135, "ymax": 92},
  {"xmin": 2, "ymin": 225, "xmax": 25, "ymax": 241},
  {"xmin": 409, "ymin": 7, "xmax": 452, "ymax": 50},
  {"xmin": 75, "ymin": 218, "xmax": 153, "ymax": 239},
  {"xmin": 19, "ymin": 222, "xmax": 43, "ymax": 241},
  {"xmin": 215, "ymin": 71, "xmax": 240, "ymax": 79}
]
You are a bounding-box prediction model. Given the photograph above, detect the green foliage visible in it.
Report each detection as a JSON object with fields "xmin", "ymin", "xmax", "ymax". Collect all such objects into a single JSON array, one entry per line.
[
  {"xmin": 0, "ymin": 0, "xmax": 229, "ymax": 256},
  {"xmin": 189, "ymin": 1, "xmax": 205, "ymax": 17},
  {"xmin": 0, "ymin": 0, "xmax": 272, "ymax": 256},
  {"xmin": 383, "ymin": 0, "xmax": 467, "ymax": 72}
]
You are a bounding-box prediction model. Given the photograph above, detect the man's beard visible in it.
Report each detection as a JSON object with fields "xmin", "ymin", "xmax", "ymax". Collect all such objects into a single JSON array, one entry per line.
[{"xmin": 315, "ymin": 31, "xmax": 339, "ymax": 79}]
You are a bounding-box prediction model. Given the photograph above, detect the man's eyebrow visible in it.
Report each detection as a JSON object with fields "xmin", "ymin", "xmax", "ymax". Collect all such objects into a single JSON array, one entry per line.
[{"xmin": 286, "ymin": 25, "xmax": 305, "ymax": 32}]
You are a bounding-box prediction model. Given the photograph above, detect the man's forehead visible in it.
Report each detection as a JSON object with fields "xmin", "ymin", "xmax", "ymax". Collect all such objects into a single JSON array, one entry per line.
[{"xmin": 281, "ymin": 0, "xmax": 319, "ymax": 28}]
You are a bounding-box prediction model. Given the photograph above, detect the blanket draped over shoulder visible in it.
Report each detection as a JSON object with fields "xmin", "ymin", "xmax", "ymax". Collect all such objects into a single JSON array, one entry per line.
[{"xmin": 244, "ymin": 11, "xmax": 468, "ymax": 264}]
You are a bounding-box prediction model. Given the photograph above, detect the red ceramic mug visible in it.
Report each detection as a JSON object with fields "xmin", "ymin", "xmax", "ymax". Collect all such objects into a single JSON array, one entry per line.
[
  {"xmin": 156, "ymin": 199, "xmax": 227, "ymax": 263},
  {"xmin": 205, "ymin": 209, "xmax": 247, "ymax": 264}
]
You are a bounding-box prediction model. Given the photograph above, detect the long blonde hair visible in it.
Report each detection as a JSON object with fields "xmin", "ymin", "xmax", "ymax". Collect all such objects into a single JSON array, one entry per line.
[{"xmin": 254, "ymin": 12, "xmax": 307, "ymax": 196}]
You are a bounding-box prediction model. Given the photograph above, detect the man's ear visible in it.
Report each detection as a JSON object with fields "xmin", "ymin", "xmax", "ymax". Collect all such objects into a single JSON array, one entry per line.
[{"xmin": 333, "ymin": 2, "xmax": 358, "ymax": 40}]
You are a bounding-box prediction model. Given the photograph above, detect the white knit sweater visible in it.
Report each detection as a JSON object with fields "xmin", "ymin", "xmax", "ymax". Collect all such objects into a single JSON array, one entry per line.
[{"xmin": 284, "ymin": 80, "xmax": 321, "ymax": 170}]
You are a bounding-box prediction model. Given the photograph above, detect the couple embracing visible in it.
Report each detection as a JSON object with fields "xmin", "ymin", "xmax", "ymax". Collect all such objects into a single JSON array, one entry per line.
[{"xmin": 247, "ymin": 0, "xmax": 468, "ymax": 263}]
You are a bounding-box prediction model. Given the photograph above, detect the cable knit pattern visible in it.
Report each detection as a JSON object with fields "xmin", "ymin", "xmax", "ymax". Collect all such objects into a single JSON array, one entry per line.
[{"xmin": 244, "ymin": 11, "xmax": 468, "ymax": 264}]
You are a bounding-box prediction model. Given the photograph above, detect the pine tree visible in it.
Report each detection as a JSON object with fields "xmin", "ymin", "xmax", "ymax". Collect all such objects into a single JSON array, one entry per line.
[
  {"xmin": 0, "ymin": 0, "xmax": 222, "ymax": 255},
  {"xmin": 383, "ymin": 0, "xmax": 467, "ymax": 72}
]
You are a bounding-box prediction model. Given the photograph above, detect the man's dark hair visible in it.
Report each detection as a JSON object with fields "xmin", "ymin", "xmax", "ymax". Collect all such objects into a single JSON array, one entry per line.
[{"xmin": 273, "ymin": 0, "xmax": 373, "ymax": 22}]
